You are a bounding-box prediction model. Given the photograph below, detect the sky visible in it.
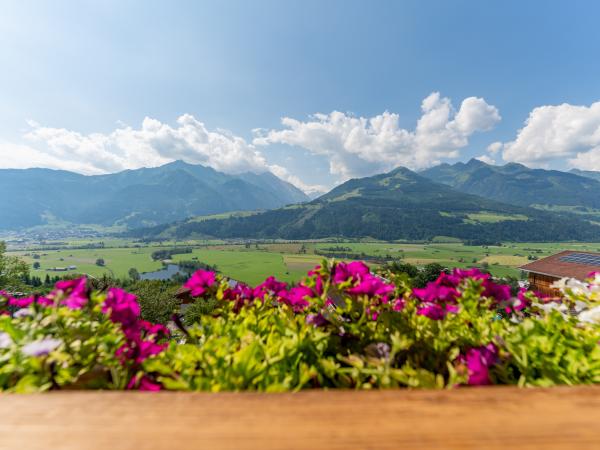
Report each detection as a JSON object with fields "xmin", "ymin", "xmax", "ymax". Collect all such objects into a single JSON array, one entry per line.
[{"xmin": 1, "ymin": 0, "xmax": 600, "ymax": 194}]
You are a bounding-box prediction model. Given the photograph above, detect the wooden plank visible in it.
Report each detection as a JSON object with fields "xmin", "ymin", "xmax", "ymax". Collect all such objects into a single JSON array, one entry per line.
[{"xmin": 0, "ymin": 386, "xmax": 599, "ymax": 450}]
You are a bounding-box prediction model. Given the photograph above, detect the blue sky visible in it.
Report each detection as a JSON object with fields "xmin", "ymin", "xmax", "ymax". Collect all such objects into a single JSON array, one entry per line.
[{"xmin": 1, "ymin": 0, "xmax": 600, "ymax": 192}]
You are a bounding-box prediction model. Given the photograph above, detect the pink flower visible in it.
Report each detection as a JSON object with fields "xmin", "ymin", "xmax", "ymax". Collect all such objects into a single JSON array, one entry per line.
[
  {"xmin": 36, "ymin": 296, "xmax": 54, "ymax": 307},
  {"xmin": 346, "ymin": 274, "xmax": 395, "ymax": 298},
  {"xmin": 223, "ymin": 282, "xmax": 256, "ymax": 313},
  {"xmin": 413, "ymin": 284, "xmax": 459, "ymax": 304},
  {"xmin": 184, "ymin": 270, "xmax": 216, "ymax": 297},
  {"xmin": 278, "ymin": 285, "xmax": 313, "ymax": 312},
  {"xmin": 332, "ymin": 261, "xmax": 370, "ymax": 284},
  {"xmin": 102, "ymin": 288, "xmax": 140, "ymax": 328},
  {"xmin": 392, "ymin": 298, "xmax": 405, "ymax": 312},
  {"xmin": 8, "ymin": 297, "xmax": 34, "ymax": 308},
  {"xmin": 482, "ymin": 281, "xmax": 511, "ymax": 303},
  {"xmin": 307, "ymin": 265, "xmax": 322, "ymax": 277},
  {"xmin": 253, "ymin": 276, "xmax": 287, "ymax": 299},
  {"xmin": 416, "ymin": 302, "xmax": 458, "ymax": 320},
  {"xmin": 127, "ymin": 375, "xmax": 162, "ymax": 391},
  {"xmin": 138, "ymin": 376, "xmax": 162, "ymax": 391},
  {"xmin": 458, "ymin": 344, "xmax": 498, "ymax": 386},
  {"xmin": 306, "ymin": 313, "xmax": 328, "ymax": 327},
  {"xmin": 139, "ymin": 320, "xmax": 170, "ymax": 337},
  {"xmin": 50, "ymin": 277, "xmax": 88, "ymax": 309},
  {"xmin": 136, "ymin": 340, "xmax": 168, "ymax": 363}
]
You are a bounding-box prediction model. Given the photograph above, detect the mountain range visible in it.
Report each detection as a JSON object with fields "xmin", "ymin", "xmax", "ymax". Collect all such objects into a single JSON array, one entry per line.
[
  {"xmin": 570, "ymin": 168, "xmax": 600, "ymax": 182},
  {"xmin": 421, "ymin": 159, "xmax": 600, "ymax": 216},
  {"xmin": 0, "ymin": 161, "xmax": 309, "ymax": 230},
  {"xmin": 131, "ymin": 166, "xmax": 600, "ymax": 243}
]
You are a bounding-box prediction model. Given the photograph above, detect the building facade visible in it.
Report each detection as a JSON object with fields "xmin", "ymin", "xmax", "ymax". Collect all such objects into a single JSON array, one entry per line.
[{"xmin": 519, "ymin": 251, "xmax": 600, "ymax": 296}]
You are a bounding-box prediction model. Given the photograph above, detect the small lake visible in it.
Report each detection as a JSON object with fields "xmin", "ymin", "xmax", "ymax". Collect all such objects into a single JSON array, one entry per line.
[{"xmin": 140, "ymin": 264, "xmax": 183, "ymax": 281}]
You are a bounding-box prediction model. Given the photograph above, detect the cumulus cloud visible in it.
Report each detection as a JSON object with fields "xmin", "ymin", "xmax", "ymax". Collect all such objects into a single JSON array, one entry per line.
[
  {"xmin": 253, "ymin": 92, "xmax": 500, "ymax": 180},
  {"xmin": 0, "ymin": 114, "xmax": 329, "ymax": 194},
  {"xmin": 268, "ymin": 164, "xmax": 328, "ymax": 196},
  {"xmin": 475, "ymin": 154, "xmax": 496, "ymax": 165},
  {"xmin": 19, "ymin": 114, "xmax": 268, "ymax": 175},
  {"xmin": 501, "ymin": 101, "xmax": 600, "ymax": 170},
  {"xmin": 487, "ymin": 142, "xmax": 502, "ymax": 154}
]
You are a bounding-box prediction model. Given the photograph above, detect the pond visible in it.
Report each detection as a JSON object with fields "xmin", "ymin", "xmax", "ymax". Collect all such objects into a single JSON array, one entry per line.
[{"xmin": 140, "ymin": 264, "xmax": 183, "ymax": 281}]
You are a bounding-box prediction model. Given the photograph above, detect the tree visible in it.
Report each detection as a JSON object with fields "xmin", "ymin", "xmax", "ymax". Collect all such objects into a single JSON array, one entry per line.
[
  {"xmin": 95, "ymin": 258, "xmax": 105, "ymax": 267},
  {"xmin": 128, "ymin": 267, "xmax": 140, "ymax": 281},
  {"xmin": 33, "ymin": 261, "xmax": 41, "ymax": 270},
  {"xmin": 128, "ymin": 280, "xmax": 179, "ymax": 325},
  {"xmin": 0, "ymin": 241, "xmax": 29, "ymax": 290}
]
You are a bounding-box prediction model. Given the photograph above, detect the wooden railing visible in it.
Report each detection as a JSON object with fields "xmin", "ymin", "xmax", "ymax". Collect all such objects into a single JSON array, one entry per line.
[{"xmin": 1, "ymin": 386, "xmax": 599, "ymax": 449}]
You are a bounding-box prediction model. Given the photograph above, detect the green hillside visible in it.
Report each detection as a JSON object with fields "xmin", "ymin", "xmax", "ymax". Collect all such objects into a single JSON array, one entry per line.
[
  {"xmin": 130, "ymin": 167, "xmax": 600, "ymax": 243},
  {"xmin": 421, "ymin": 159, "xmax": 600, "ymax": 215},
  {"xmin": 0, "ymin": 161, "xmax": 309, "ymax": 230}
]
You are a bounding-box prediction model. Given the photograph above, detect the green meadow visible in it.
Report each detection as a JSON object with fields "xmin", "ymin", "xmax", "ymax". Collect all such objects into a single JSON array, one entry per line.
[{"xmin": 10, "ymin": 240, "xmax": 600, "ymax": 285}]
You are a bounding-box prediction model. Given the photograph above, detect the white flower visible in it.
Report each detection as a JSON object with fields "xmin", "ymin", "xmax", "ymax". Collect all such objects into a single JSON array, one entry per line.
[
  {"xmin": 557, "ymin": 278, "xmax": 590, "ymax": 294},
  {"xmin": 13, "ymin": 308, "xmax": 32, "ymax": 318},
  {"xmin": 0, "ymin": 332, "xmax": 13, "ymax": 349},
  {"xmin": 578, "ymin": 306, "xmax": 600, "ymax": 324},
  {"xmin": 535, "ymin": 302, "xmax": 568, "ymax": 314},
  {"xmin": 22, "ymin": 338, "xmax": 62, "ymax": 356}
]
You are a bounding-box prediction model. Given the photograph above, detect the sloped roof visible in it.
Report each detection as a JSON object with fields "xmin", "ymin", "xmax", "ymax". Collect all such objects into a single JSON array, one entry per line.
[{"xmin": 519, "ymin": 250, "xmax": 600, "ymax": 280}]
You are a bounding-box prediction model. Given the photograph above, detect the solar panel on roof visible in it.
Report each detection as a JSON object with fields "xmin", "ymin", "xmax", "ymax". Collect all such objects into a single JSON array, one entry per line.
[{"xmin": 559, "ymin": 253, "xmax": 600, "ymax": 266}]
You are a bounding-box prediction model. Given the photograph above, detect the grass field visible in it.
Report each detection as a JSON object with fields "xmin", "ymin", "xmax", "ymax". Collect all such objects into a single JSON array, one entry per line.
[{"xmin": 10, "ymin": 239, "xmax": 600, "ymax": 285}]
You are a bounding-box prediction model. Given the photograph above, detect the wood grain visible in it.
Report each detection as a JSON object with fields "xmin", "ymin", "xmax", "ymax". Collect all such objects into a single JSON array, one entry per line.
[{"xmin": 1, "ymin": 386, "xmax": 599, "ymax": 450}]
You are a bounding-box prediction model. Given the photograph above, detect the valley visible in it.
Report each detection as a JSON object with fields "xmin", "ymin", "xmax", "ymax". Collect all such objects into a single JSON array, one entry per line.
[{"xmin": 9, "ymin": 237, "xmax": 600, "ymax": 285}]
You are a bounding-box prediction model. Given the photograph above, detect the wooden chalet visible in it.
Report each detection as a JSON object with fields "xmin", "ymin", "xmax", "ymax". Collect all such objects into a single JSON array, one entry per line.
[{"xmin": 519, "ymin": 250, "xmax": 600, "ymax": 296}]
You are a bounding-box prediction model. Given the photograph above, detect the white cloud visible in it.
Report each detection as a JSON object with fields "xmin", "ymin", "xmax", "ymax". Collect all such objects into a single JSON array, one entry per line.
[
  {"xmin": 501, "ymin": 101, "xmax": 600, "ymax": 170},
  {"xmin": 253, "ymin": 92, "xmax": 500, "ymax": 181},
  {"xmin": 487, "ymin": 141, "xmax": 502, "ymax": 154},
  {"xmin": 0, "ymin": 114, "xmax": 329, "ymax": 195},
  {"xmin": 268, "ymin": 164, "xmax": 328, "ymax": 196},
  {"xmin": 475, "ymin": 154, "xmax": 496, "ymax": 165},
  {"xmin": 19, "ymin": 114, "xmax": 268, "ymax": 175}
]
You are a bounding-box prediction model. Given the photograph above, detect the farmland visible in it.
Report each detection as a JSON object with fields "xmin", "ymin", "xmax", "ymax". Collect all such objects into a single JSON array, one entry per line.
[{"xmin": 9, "ymin": 239, "xmax": 600, "ymax": 285}]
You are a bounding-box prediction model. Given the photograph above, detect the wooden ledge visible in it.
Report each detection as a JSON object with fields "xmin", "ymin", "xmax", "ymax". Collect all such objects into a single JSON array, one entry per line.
[{"xmin": 1, "ymin": 386, "xmax": 599, "ymax": 449}]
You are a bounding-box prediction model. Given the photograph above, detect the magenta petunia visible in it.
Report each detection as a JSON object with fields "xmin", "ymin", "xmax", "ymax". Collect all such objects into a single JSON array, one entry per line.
[
  {"xmin": 346, "ymin": 274, "xmax": 395, "ymax": 298},
  {"xmin": 253, "ymin": 276, "xmax": 287, "ymax": 299},
  {"xmin": 413, "ymin": 283, "xmax": 459, "ymax": 304},
  {"xmin": 332, "ymin": 261, "xmax": 370, "ymax": 284},
  {"xmin": 278, "ymin": 285, "xmax": 313, "ymax": 312},
  {"xmin": 127, "ymin": 375, "xmax": 162, "ymax": 391},
  {"xmin": 184, "ymin": 270, "xmax": 216, "ymax": 297},
  {"xmin": 392, "ymin": 298, "xmax": 405, "ymax": 312},
  {"xmin": 416, "ymin": 302, "xmax": 459, "ymax": 320},
  {"xmin": 482, "ymin": 280, "xmax": 511, "ymax": 303},
  {"xmin": 102, "ymin": 287, "xmax": 141, "ymax": 328},
  {"xmin": 139, "ymin": 320, "xmax": 170, "ymax": 337},
  {"xmin": 8, "ymin": 297, "xmax": 34, "ymax": 308},
  {"xmin": 458, "ymin": 343, "xmax": 498, "ymax": 386},
  {"xmin": 49, "ymin": 277, "xmax": 88, "ymax": 309}
]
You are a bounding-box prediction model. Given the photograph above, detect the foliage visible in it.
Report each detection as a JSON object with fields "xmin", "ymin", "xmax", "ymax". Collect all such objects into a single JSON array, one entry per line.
[
  {"xmin": 1, "ymin": 261, "xmax": 600, "ymax": 392},
  {"xmin": 0, "ymin": 278, "xmax": 168, "ymax": 392},
  {"xmin": 151, "ymin": 247, "xmax": 193, "ymax": 261},
  {"xmin": 128, "ymin": 280, "xmax": 180, "ymax": 325},
  {"xmin": 422, "ymin": 158, "xmax": 600, "ymax": 214},
  {"xmin": 133, "ymin": 167, "xmax": 600, "ymax": 242},
  {"xmin": 381, "ymin": 261, "xmax": 447, "ymax": 287},
  {"xmin": 0, "ymin": 161, "xmax": 308, "ymax": 230},
  {"xmin": 0, "ymin": 242, "xmax": 30, "ymax": 291}
]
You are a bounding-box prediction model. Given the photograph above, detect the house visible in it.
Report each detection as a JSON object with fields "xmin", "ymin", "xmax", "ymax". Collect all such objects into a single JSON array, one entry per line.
[{"xmin": 519, "ymin": 250, "xmax": 600, "ymax": 296}]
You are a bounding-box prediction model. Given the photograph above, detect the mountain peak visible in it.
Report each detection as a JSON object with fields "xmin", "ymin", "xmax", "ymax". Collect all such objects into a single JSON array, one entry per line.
[
  {"xmin": 466, "ymin": 158, "xmax": 487, "ymax": 167},
  {"xmin": 421, "ymin": 159, "xmax": 600, "ymax": 211}
]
